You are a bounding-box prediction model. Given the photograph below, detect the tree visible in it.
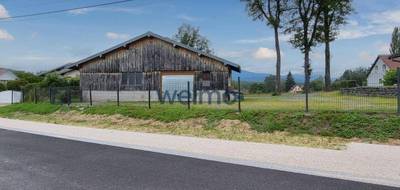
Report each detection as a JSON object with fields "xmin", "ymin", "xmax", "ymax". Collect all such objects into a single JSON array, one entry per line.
[
  {"xmin": 173, "ymin": 24, "xmax": 213, "ymax": 54},
  {"xmin": 310, "ymin": 76, "xmax": 324, "ymax": 91},
  {"xmin": 264, "ymin": 75, "xmax": 276, "ymax": 93},
  {"xmin": 39, "ymin": 73, "xmax": 79, "ymax": 87},
  {"xmin": 285, "ymin": 0, "xmax": 323, "ymax": 111},
  {"xmin": 242, "ymin": 0, "xmax": 289, "ymax": 95},
  {"xmin": 0, "ymin": 83, "xmax": 6, "ymax": 91},
  {"xmin": 14, "ymin": 71, "xmax": 43, "ymax": 84},
  {"xmin": 390, "ymin": 27, "xmax": 400, "ymax": 56},
  {"xmin": 285, "ymin": 71, "xmax": 296, "ymax": 91},
  {"xmin": 333, "ymin": 67, "xmax": 368, "ymax": 88},
  {"xmin": 383, "ymin": 69, "xmax": 398, "ymax": 86},
  {"xmin": 249, "ymin": 83, "xmax": 267, "ymax": 93},
  {"xmin": 6, "ymin": 80, "xmax": 28, "ymax": 91},
  {"xmin": 318, "ymin": 0, "xmax": 353, "ymax": 91}
]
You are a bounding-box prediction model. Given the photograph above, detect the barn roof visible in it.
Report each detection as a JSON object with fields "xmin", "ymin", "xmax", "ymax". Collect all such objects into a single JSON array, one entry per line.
[
  {"xmin": 63, "ymin": 31, "xmax": 240, "ymax": 73},
  {"xmin": 0, "ymin": 68, "xmax": 17, "ymax": 81},
  {"xmin": 367, "ymin": 55, "xmax": 400, "ymax": 77}
]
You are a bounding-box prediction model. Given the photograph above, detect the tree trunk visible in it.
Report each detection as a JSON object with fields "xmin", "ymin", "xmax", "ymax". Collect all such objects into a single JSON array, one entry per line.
[
  {"xmin": 324, "ymin": 12, "xmax": 331, "ymax": 91},
  {"xmin": 324, "ymin": 40, "xmax": 331, "ymax": 91},
  {"xmin": 304, "ymin": 49, "xmax": 310, "ymax": 112},
  {"xmin": 274, "ymin": 26, "xmax": 281, "ymax": 95}
]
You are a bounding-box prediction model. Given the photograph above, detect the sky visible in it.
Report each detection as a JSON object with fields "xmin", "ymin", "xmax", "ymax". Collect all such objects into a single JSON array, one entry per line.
[{"xmin": 0, "ymin": 0, "xmax": 399, "ymax": 77}]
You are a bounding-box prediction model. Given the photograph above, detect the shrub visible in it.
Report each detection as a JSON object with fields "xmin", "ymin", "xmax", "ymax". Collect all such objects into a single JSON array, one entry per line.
[
  {"xmin": 0, "ymin": 83, "xmax": 5, "ymax": 91},
  {"xmin": 6, "ymin": 80, "xmax": 28, "ymax": 91},
  {"xmin": 310, "ymin": 77, "xmax": 324, "ymax": 91},
  {"xmin": 383, "ymin": 69, "xmax": 398, "ymax": 86}
]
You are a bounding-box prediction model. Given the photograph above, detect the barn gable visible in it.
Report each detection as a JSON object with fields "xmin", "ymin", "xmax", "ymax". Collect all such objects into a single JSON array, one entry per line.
[{"xmin": 78, "ymin": 32, "xmax": 239, "ymax": 92}]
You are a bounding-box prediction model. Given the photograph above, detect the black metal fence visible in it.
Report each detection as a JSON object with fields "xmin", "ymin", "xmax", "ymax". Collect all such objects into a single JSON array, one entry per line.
[{"xmin": 14, "ymin": 68, "xmax": 400, "ymax": 114}]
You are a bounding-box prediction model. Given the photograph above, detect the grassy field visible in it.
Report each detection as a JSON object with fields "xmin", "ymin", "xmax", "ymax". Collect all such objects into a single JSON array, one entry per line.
[
  {"xmin": 0, "ymin": 92, "xmax": 399, "ymax": 149},
  {"xmin": 197, "ymin": 91, "xmax": 397, "ymax": 112}
]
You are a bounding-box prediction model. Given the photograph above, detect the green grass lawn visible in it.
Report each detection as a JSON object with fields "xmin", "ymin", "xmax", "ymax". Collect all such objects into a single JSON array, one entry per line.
[{"xmin": 204, "ymin": 91, "xmax": 397, "ymax": 112}]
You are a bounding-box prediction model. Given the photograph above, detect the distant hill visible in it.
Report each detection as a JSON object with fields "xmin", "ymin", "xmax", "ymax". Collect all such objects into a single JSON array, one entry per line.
[
  {"xmin": 233, "ymin": 70, "xmax": 322, "ymax": 84},
  {"xmin": 232, "ymin": 70, "xmax": 270, "ymax": 82}
]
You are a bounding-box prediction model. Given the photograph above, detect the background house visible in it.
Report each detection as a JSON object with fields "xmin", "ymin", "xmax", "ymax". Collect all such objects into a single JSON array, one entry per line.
[
  {"xmin": 54, "ymin": 32, "xmax": 240, "ymax": 102},
  {"xmin": 367, "ymin": 55, "xmax": 400, "ymax": 86},
  {"xmin": 0, "ymin": 68, "xmax": 17, "ymax": 84}
]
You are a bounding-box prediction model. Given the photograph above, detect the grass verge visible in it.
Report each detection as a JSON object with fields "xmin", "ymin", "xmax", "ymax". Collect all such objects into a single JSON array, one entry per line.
[{"xmin": 0, "ymin": 103, "xmax": 399, "ymax": 149}]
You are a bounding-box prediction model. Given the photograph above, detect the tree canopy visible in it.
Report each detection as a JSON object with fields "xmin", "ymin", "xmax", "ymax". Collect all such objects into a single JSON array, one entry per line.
[
  {"xmin": 173, "ymin": 23, "xmax": 213, "ymax": 54},
  {"xmin": 285, "ymin": 71, "xmax": 296, "ymax": 91},
  {"xmin": 390, "ymin": 27, "xmax": 400, "ymax": 56},
  {"xmin": 383, "ymin": 69, "xmax": 398, "ymax": 86}
]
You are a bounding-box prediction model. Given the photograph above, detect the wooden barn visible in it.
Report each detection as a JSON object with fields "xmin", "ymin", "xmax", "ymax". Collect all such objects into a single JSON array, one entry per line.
[{"xmin": 67, "ymin": 31, "xmax": 240, "ymax": 101}]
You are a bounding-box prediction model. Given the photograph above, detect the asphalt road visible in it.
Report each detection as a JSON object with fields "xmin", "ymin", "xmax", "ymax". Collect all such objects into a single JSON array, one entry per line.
[{"xmin": 0, "ymin": 128, "xmax": 398, "ymax": 190}]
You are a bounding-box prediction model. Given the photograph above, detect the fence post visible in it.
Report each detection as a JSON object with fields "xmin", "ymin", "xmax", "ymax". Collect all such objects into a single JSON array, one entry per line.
[
  {"xmin": 238, "ymin": 77, "xmax": 241, "ymax": 113},
  {"xmin": 67, "ymin": 87, "xmax": 71, "ymax": 106},
  {"xmin": 117, "ymin": 83, "xmax": 120, "ymax": 107},
  {"xmin": 21, "ymin": 89, "xmax": 24, "ymax": 103},
  {"xmin": 148, "ymin": 82, "xmax": 151, "ymax": 109},
  {"xmin": 34, "ymin": 87, "xmax": 37, "ymax": 104},
  {"xmin": 397, "ymin": 68, "xmax": 400, "ymax": 115},
  {"xmin": 11, "ymin": 90, "xmax": 13, "ymax": 104},
  {"xmin": 80, "ymin": 87, "xmax": 83, "ymax": 103},
  {"xmin": 49, "ymin": 87, "xmax": 52, "ymax": 104},
  {"xmin": 187, "ymin": 81, "xmax": 190, "ymax": 110},
  {"xmin": 89, "ymin": 85, "xmax": 93, "ymax": 106}
]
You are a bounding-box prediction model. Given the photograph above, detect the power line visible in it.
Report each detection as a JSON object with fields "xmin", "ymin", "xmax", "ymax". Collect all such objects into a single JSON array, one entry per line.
[{"xmin": 0, "ymin": 0, "xmax": 137, "ymax": 21}]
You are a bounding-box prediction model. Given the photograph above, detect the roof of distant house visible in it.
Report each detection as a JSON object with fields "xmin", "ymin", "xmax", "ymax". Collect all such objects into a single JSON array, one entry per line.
[
  {"xmin": 367, "ymin": 55, "xmax": 400, "ymax": 77},
  {"xmin": 0, "ymin": 68, "xmax": 17, "ymax": 81}
]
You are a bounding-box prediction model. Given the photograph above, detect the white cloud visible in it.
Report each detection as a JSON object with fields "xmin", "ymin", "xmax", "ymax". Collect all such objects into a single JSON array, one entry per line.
[
  {"xmin": 311, "ymin": 51, "xmax": 324, "ymax": 60},
  {"xmin": 177, "ymin": 14, "xmax": 201, "ymax": 22},
  {"xmin": 377, "ymin": 43, "xmax": 390, "ymax": 54},
  {"xmin": 103, "ymin": 7, "xmax": 145, "ymax": 14},
  {"xmin": 0, "ymin": 4, "xmax": 9, "ymax": 19},
  {"xmin": 253, "ymin": 47, "xmax": 277, "ymax": 60},
  {"xmin": 68, "ymin": 7, "xmax": 145, "ymax": 15},
  {"xmin": 106, "ymin": 32, "xmax": 130, "ymax": 40},
  {"xmin": 68, "ymin": 8, "xmax": 91, "ymax": 15},
  {"xmin": 0, "ymin": 28, "xmax": 14, "ymax": 41},
  {"xmin": 368, "ymin": 10, "xmax": 400, "ymax": 25},
  {"xmin": 339, "ymin": 10, "xmax": 400, "ymax": 40},
  {"xmin": 358, "ymin": 51, "xmax": 375, "ymax": 62}
]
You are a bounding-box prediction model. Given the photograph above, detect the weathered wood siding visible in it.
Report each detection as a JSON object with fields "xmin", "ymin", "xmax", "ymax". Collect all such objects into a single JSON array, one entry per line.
[{"xmin": 80, "ymin": 37, "xmax": 230, "ymax": 91}]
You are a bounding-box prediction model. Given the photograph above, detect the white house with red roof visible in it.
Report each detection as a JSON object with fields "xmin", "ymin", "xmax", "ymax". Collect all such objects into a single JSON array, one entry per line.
[{"xmin": 367, "ymin": 55, "xmax": 400, "ymax": 86}]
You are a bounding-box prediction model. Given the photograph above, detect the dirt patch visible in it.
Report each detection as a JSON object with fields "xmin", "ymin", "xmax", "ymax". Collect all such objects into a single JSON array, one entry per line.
[
  {"xmin": 216, "ymin": 119, "xmax": 251, "ymax": 132},
  {"xmin": 50, "ymin": 111, "xmax": 208, "ymax": 129}
]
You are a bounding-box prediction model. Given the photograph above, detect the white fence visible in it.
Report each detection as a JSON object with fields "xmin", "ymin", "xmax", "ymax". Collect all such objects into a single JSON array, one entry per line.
[{"xmin": 0, "ymin": 90, "xmax": 21, "ymax": 104}]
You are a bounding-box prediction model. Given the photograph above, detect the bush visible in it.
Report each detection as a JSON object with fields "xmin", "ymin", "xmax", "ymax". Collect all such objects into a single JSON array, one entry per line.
[
  {"xmin": 249, "ymin": 83, "xmax": 266, "ymax": 94},
  {"xmin": 310, "ymin": 77, "xmax": 324, "ymax": 91},
  {"xmin": 14, "ymin": 71, "xmax": 43, "ymax": 84},
  {"xmin": 6, "ymin": 80, "xmax": 28, "ymax": 91},
  {"xmin": 0, "ymin": 83, "xmax": 5, "ymax": 91},
  {"xmin": 39, "ymin": 73, "xmax": 80, "ymax": 87},
  {"xmin": 383, "ymin": 69, "xmax": 398, "ymax": 86}
]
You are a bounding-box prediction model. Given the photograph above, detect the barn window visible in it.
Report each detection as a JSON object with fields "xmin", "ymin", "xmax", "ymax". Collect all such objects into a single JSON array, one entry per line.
[
  {"xmin": 122, "ymin": 73, "xmax": 143, "ymax": 86},
  {"xmin": 202, "ymin": 71, "xmax": 211, "ymax": 87}
]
